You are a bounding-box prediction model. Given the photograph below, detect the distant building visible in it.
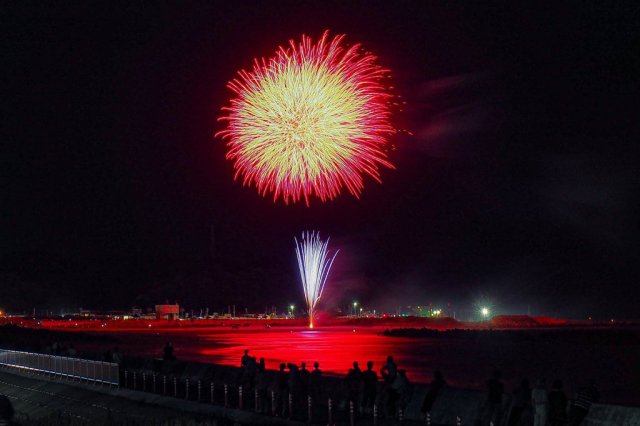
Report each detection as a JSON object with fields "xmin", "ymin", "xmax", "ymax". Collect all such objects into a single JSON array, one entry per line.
[
  {"xmin": 155, "ymin": 304, "xmax": 179, "ymax": 320},
  {"xmin": 79, "ymin": 309, "xmax": 95, "ymax": 318}
]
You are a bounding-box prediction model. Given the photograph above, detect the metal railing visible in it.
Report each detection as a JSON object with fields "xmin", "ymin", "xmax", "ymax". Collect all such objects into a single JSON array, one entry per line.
[{"xmin": 0, "ymin": 349, "xmax": 118, "ymax": 385}]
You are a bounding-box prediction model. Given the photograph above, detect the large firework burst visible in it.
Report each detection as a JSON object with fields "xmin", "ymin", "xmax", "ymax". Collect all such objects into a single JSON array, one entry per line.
[
  {"xmin": 295, "ymin": 231, "xmax": 339, "ymax": 329},
  {"xmin": 216, "ymin": 31, "xmax": 395, "ymax": 205}
]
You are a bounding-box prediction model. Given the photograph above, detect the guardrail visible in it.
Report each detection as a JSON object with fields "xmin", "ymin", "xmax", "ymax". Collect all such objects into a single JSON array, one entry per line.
[{"xmin": 0, "ymin": 349, "xmax": 118, "ymax": 386}]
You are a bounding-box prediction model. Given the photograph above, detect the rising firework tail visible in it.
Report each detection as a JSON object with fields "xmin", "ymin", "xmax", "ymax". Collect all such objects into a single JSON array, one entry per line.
[
  {"xmin": 294, "ymin": 232, "xmax": 339, "ymax": 328},
  {"xmin": 217, "ymin": 31, "xmax": 395, "ymax": 205}
]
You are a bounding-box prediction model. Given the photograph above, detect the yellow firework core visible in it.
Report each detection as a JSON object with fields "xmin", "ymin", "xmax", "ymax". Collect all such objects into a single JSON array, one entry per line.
[{"xmin": 239, "ymin": 63, "xmax": 364, "ymax": 184}]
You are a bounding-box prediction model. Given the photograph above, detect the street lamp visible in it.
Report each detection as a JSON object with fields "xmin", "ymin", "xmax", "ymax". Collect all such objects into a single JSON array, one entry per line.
[
  {"xmin": 481, "ymin": 307, "xmax": 490, "ymax": 317},
  {"xmin": 289, "ymin": 304, "xmax": 295, "ymax": 318},
  {"xmin": 353, "ymin": 301, "xmax": 358, "ymax": 317}
]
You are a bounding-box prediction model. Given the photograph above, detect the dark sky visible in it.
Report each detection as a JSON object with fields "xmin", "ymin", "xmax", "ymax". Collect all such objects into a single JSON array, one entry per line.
[{"xmin": 2, "ymin": 1, "xmax": 638, "ymax": 318}]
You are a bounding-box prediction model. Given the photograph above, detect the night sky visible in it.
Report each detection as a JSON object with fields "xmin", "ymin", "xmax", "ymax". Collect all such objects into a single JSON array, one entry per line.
[{"xmin": 2, "ymin": 1, "xmax": 638, "ymax": 318}]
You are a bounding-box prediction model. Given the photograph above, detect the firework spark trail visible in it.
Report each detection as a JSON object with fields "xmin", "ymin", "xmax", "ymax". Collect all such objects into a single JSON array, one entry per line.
[
  {"xmin": 295, "ymin": 232, "xmax": 339, "ymax": 329},
  {"xmin": 217, "ymin": 31, "xmax": 395, "ymax": 205}
]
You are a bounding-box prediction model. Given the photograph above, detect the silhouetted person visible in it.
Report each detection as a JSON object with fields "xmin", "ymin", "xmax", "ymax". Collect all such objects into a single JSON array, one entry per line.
[
  {"xmin": 508, "ymin": 379, "xmax": 531, "ymax": 426},
  {"xmin": 0, "ymin": 394, "xmax": 13, "ymax": 424},
  {"xmin": 394, "ymin": 370, "xmax": 412, "ymax": 414},
  {"xmin": 532, "ymin": 378, "xmax": 549, "ymax": 426},
  {"xmin": 256, "ymin": 358, "xmax": 269, "ymax": 413},
  {"xmin": 163, "ymin": 342, "xmax": 174, "ymax": 360},
  {"xmin": 299, "ymin": 362, "xmax": 310, "ymax": 397},
  {"xmin": 570, "ymin": 380, "xmax": 599, "ymax": 426},
  {"xmin": 287, "ymin": 363, "xmax": 301, "ymax": 417},
  {"xmin": 381, "ymin": 356, "xmax": 399, "ymax": 418},
  {"xmin": 422, "ymin": 371, "xmax": 446, "ymax": 416},
  {"xmin": 362, "ymin": 361, "xmax": 378, "ymax": 413},
  {"xmin": 275, "ymin": 363, "xmax": 289, "ymax": 417},
  {"xmin": 288, "ymin": 363, "xmax": 300, "ymax": 393},
  {"xmin": 112, "ymin": 347, "xmax": 122, "ymax": 364},
  {"xmin": 241, "ymin": 349, "xmax": 250, "ymax": 367},
  {"xmin": 245, "ymin": 356, "xmax": 257, "ymax": 389},
  {"xmin": 549, "ymin": 379, "xmax": 568, "ymax": 426},
  {"xmin": 380, "ymin": 355, "xmax": 398, "ymax": 384},
  {"xmin": 485, "ymin": 370, "xmax": 504, "ymax": 425},
  {"xmin": 310, "ymin": 361, "xmax": 322, "ymax": 402},
  {"xmin": 346, "ymin": 361, "xmax": 362, "ymax": 407}
]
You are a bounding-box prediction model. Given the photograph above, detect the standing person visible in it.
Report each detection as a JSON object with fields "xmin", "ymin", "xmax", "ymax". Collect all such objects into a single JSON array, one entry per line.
[
  {"xmin": 485, "ymin": 370, "xmax": 504, "ymax": 426},
  {"xmin": 508, "ymin": 379, "xmax": 531, "ymax": 426},
  {"xmin": 241, "ymin": 349, "xmax": 250, "ymax": 367},
  {"xmin": 569, "ymin": 380, "xmax": 599, "ymax": 426},
  {"xmin": 532, "ymin": 379, "xmax": 549, "ymax": 426},
  {"xmin": 548, "ymin": 380, "xmax": 568, "ymax": 426},
  {"xmin": 380, "ymin": 355, "xmax": 398, "ymax": 384},
  {"xmin": 299, "ymin": 362, "xmax": 310, "ymax": 399},
  {"xmin": 275, "ymin": 363, "xmax": 289, "ymax": 417},
  {"xmin": 362, "ymin": 361, "xmax": 378, "ymax": 414},
  {"xmin": 112, "ymin": 347, "xmax": 123, "ymax": 364},
  {"xmin": 163, "ymin": 342, "xmax": 175, "ymax": 360},
  {"xmin": 381, "ymin": 356, "xmax": 399, "ymax": 418},
  {"xmin": 346, "ymin": 361, "xmax": 363, "ymax": 410},
  {"xmin": 422, "ymin": 371, "xmax": 447, "ymax": 417},
  {"xmin": 310, "ymin": 362, "xmax": 323, "ymax": 402},
  {"xmin": 393, "ymin": 370, "xmax": 412, "ymax": 416},
  {"xmin": 255, "ymin": 358, "xmax": 269, "ymax": 413},
  {"xmin": 245, "ymin": 356, "xmax": 257, "ymax": 389},
  {"xmin": 287, "ymin": 363, "xmax": 300, "ymax": 418}
]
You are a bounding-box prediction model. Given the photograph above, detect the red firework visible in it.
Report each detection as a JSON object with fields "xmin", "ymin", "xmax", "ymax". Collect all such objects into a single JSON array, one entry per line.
[{"xmin": 216, "ymin": 31, "xmax": 395, "ymax": 205}]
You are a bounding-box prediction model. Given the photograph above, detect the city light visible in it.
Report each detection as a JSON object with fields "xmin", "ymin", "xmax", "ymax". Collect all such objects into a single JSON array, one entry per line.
[{"xmin": 481, "ymin": 307, "xmax": 490, "ymax": 317}]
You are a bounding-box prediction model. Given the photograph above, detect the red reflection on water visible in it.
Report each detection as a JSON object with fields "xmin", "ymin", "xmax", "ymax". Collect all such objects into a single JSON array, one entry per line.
[{"xmin": 194, "ymin": 326, "xmax": 424, "ymax": 379}]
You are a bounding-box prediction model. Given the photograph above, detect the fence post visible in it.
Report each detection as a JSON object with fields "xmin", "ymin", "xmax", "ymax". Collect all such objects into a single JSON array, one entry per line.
[
  {"xmin": 328, "ymin": 398, "xmax": 333, "ymax": 425},
  {"xmin": 124, "ymin": 370, "xmax": 128, "ymax": 388},
  {"xmin": 288, "ymin": 393, "xmax": 293, "ymax": 420},
  {"xmin": 224, "ymin": 384, "xmax": 228, "ymax": 408},
  {"xmin": 142, "ymin": 373, "xmax": 146, "ymax": 392},
  {"xmin": 373, "ymin": 404, "xmax": 378, "ymax": 426},
  {"xmin": 350, "ymin": 400, "xmax": 355, "ymax": 426},
  {"xmin": 211, "ymin": 382, "xmax": 215, "ymax": 404},
  {"xmin": 307, "ymin": 395, "xmax": 312, "ymax": 423},
  {"xmin": 163, "ymin": 375, "xmax": 167, "ymax": 395},
  {"xmin": 198, "ymin": 380, "xmax": 201, "ymax": 401},
  {"xmin": 133, "ymin": 371, "xmax": 137, "ymax": 390},
  {"xmin": 173, "ymin": 377, "xmax": 177, "ymax": 397},
  {"xmin": 153, "ymin": 374, "xmax": 156, "ymax": 393},
  {"xmin": 185, "ymin": 379, "xmax": 190, "ymax": 400},
  {"xmin": 271, "ymin": 391, "xmax": 276, "ymax": 416},
  {"xmin": 239, "ymin": 385, "xmax": 243, "ymax": 410}
]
